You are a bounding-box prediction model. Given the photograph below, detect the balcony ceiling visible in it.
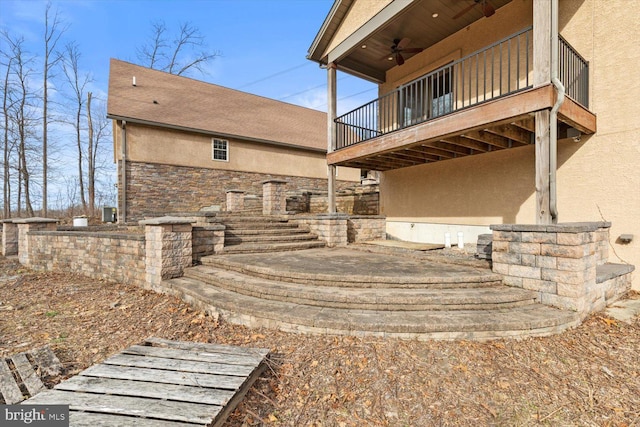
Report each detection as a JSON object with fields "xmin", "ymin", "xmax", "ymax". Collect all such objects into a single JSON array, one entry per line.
[{"xmin": 337, "ymin": 0, "xmax": 513, "ymax": 82}]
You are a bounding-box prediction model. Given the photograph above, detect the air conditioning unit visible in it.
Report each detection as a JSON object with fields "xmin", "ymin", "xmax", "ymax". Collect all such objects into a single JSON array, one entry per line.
[{"xmin": 102, "ymin": 207, "xmax": 117, "ymax": 223}]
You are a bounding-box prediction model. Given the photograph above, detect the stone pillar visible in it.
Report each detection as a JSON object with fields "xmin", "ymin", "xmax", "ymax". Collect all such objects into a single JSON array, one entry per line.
[
  {"xmin": 2, "ymin": 220, "xmax": 19, "ymax": 256},
  {"xmin": 295, "ymin": 214, "xmax": 348, "ymax": 247},
  {"xmin": 262, "ymin": 180, "xmax": 288, "ymax": 215},
  {"xmin": 491, "ymin": 222, "xmax": 612, "ymax": 315},
  {"xmin": 225, "ymin": 190, "xmax": 245, "ymax": 212},
  {"xmin": 14, "ymin": 218, "xmax": 59, "ymax": 266},
  {"xmin": 141, "ymin": 216, "xmax": 194, "ymax": 288}
]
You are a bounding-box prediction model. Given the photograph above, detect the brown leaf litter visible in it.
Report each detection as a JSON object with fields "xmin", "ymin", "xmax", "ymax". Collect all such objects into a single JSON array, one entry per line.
[{"xmin": 1, "ymin": 256, "xmax": 639, "ymax": 426}]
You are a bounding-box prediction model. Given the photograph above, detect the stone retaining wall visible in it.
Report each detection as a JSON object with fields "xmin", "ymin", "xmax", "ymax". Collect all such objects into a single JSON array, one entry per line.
[
  {"xmin": 347, "ymin": 216, "xmax": 386, "ymax": 243},
  {"xmin": 192, "ymin": 225, "xmax": 225, "ymax": 261},
  {"xmin": 293, "ymin": 214, "xmax": 348, "ymax": 247},
  {"xmin": 124, "ymin": 161, "xmax": 356, "ymax": 222},
  {"xmin": 25, "ymin": 230, "xmax": 146, "ymax": 288},
  {"xmin": 491, "ymin": 222, "xmax": 632, "ymax": 316}
]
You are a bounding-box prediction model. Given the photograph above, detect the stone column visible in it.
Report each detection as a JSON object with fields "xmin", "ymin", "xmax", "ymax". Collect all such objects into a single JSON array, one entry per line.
[
  {"xmin": 295, "ymin": 214, "xmax": 348, "ymax": 247},
  {"xmin": 140, "ymin": 216, "xmax": 194, "ymax": 289},
  {"xmin": 2, "ymin": 220, "xmax": 19, "ymax": 256},
  {"xmin": 262, "ymin": 180, "xmax": 288, "ymax": 215},
  {"xmin": 490, "ymin": 222, "xmax": 613, "ymax": 315},
  {"xmin": 225, "ymin": 190, "xmax": 245, "ymax": 212},
  {"xmin": 14, "ymin": 218, "xmax": 59, "ymax": 266}
]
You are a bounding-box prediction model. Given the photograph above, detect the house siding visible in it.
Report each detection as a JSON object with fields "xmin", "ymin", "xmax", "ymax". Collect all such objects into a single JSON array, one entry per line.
[
  {"xmin": 121, "ymin": 161, "xmax": 356, "ymax": 222},
  {"xmin": 377, "ymin": 0, "xmax": 640, "ymax": 289}
]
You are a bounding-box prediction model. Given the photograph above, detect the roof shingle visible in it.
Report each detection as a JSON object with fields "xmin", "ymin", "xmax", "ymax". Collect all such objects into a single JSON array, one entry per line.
[{"xmin": 107, "ymin": 59, "xmax": 327, "ymax": 151}]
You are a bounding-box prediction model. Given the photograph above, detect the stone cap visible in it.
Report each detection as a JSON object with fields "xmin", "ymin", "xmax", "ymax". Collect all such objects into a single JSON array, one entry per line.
[
  {"xmin": 490, "ymin": 222, "xmax": 611, "ymax": 233},
  {"xmin": 225, "ymin": 189, "xmax": 246, "ymax": 194},
  {"xmin": 261, "ymin": 179, "xmax": 288, "ymax": 185},
  {"xmin": 2, "ymin": 218, "xmax": 18, "ymax": 223},
  {"xmin": 347, "ymin": 215, "xmax": 386, "ymax": 220},
  {"xmin": 12, "ymin": 217, "xmax": 59, "ymax": 224},
  {"xmin": 139, "ymin": 216, "xmax": 196, "ymax": 226}
]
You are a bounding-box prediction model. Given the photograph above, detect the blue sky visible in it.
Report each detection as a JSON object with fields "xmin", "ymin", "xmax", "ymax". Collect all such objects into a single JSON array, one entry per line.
[
  {"xmin": 0, "ymin": 0, "xmax": 376, "ymax": 210},
  {"xmin": 0, "ymin": 0, "xmax": 376, "ymax": 114}
]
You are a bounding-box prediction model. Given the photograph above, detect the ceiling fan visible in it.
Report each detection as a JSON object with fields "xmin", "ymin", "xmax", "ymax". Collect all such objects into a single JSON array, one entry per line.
[
  {"xmin": 380, "ymin": 38, "xmax": 424, "ymax": 66},
  {"xmin": 453, "ymin": 0, "xmax": 495, "ymax": 19}
]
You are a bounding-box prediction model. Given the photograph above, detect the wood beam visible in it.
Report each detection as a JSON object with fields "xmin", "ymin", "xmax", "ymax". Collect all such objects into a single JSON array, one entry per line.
[
  {"xmin": 535, "ymin": 109, "xmax": 552, "ymax": 224},
  {"xmin": 327, "ymin": 86, "xmax": 554, "ymax": 166},
  {"xmin": 422, "ymin": 141, "xmax": 472, "ymax": 157},
  {"xmin": 558, "ymin": 96, "xmax": 597, "ymax": 134},
  {"xmin": 512, "ymin": 116, "xmax": 535, "ymax": 132},
  {"xmin": 408, "ymin": 146, "xmax": 454, "ymax": 159},
  {"xmin": 440, "ymin": 136, "xmax": 490, "ymax": 153},
  {"xmin": 485, "ymin": 124, "xmax": 532, "ymax": 145},
  {"xmin": 461, "ymin": 130, "xmax": 512, "ymax": 149},
  {"xmin": 327, "ymin": 62, "xmax": 337, "ymax": 214}
]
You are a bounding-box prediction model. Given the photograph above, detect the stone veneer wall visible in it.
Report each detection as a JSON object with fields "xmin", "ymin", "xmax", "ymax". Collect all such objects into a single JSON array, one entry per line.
[
  {"xmin": 26, "ymin": 231, "xmax": 146, "ymax": 288},
  {"xmin": 293, "ymin": 214, "xmax": 348, "ymax": 247},
  {"xmin": 347, "ymin": 216, "xmax": 386, "ymax": 243},
  {"xmin": 123, "ymin": 161, "xmax": 356, "ymax": 222},
  {"xmin": 192, "ymin": 225, "xmax": 225, "ymax": 262},
  {"xmin": 491, "ymin": 222, "xmax": 633, "ymax": 317},
  {"xmin": 308, "ymin": 184, "xmax": 379, "ymax": 215}
]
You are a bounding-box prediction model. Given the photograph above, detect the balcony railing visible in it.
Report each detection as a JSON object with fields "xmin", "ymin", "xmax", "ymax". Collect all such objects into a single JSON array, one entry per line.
[
  {"xmin": 559, "ymin": 35, "xmax": 589, "ymax": 108},
  {"xmin": 335, "ymin": 27, "xmax": 589, "ymax": 150}
]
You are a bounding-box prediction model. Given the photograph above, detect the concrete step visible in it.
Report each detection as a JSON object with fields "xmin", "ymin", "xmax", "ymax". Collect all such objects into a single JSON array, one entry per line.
[
  {"xmin": 221, "ymin": 241, "xmax": 326, "ymax": 254},
  {"xmin": 224, "ymin": 232, "xmax": 319, "ymax": 246},
  {"xmin": 226, "ymin": 227, "xmax": 311, "ymax": 236},
  {"xmin": 184, "ymin": 265, "xmax": 538, "ymax": 311},
  {"xmin": 223, "ymin": 222, "xmax": 301, "ymax": 231},
  {"xmin": 200, "ymin": 254, "xmax": 502, "ymax": 289},
  {"xmin": 216, "ymin": 216, "xmax": 289, "ymax": 223},
  {"xmin": 162, "ymin": 276, "xmax": 580, "ymax": 340}
]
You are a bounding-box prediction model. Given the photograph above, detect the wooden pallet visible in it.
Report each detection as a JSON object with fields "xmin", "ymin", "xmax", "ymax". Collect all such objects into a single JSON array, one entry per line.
[
  {"xmin": 0, "ymin": 346, "xmax": 63, "ymax": 404},
  {"xmin": 26, "ymin": 338, "xmax": 270, "ymax": 427}
]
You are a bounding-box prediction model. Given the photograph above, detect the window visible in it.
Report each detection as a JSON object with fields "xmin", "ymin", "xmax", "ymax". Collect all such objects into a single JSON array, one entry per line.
[
  {"xmin": 212, "ymin": 138, "xmax": 228, "ymax": 161},
  {"xmin": 400, "ymin": 66, "xmax": 453, "ymax": 127}
]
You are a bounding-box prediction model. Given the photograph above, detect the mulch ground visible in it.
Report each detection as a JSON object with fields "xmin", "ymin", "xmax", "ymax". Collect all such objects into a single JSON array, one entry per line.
[{"xmin": 1, "ymin": 256, "xmax": 638, "ymax": 426}]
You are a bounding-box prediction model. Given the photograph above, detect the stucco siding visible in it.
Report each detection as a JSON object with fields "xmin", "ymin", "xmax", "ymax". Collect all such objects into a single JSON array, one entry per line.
[
  {"xmin": 324, "ymin": 0, "xmax": 393, "ymax": 57},
  {"xmin": 115, "ymin": 122, "xmax": 360, "ymax": 182},
  {"xmin": 379, "ymin": 0, "xmax": 640, "ymax": 289}
]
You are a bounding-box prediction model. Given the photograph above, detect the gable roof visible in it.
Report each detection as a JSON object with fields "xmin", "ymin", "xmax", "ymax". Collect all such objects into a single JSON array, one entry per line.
[{"xmin": 107, "ymin": 59, "xmax": 327, "ymax": 152}]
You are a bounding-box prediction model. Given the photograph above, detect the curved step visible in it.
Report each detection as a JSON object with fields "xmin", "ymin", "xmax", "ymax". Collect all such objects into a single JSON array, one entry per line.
[
  {"xmin": 201, "ymin": 252, "xmax": 502, "ymax": 288},
  {"xmin": 184, "ymin": 265, "xmax": 538, "ymax": 311},
  {"xmin": 221, "ymin": 241, "xmax": 326, "ymax": 254},
  {"xmin": 162, "ymin": 277, "xmax": 580, "ymax": 340},
  {"xmin": 224, "ymin": 233, "xmax": 319, "ymax": 245}
]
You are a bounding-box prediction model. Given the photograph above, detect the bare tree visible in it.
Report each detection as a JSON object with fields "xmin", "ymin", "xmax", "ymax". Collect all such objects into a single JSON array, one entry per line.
[
  {"xmin": 86, "ymin": 94, "xmax": 110, "ymax": 216},
  {"xmin": 61, "ymin": 42, "xmax": 90, "ymax": 212},
  {"xmin": 136, "ymin": 21, "xmax": 220, "ymax": 76},
  {"xmin": 2, "ymin": 33, "xmax": 38, "ymax": 216},
  {"xmin": 2, "ymin": 55, "xmax": 14, "ymax": 218},
  {"xmin": 42, "ymin": 1, "xmax": 67, "ymax": 216}
]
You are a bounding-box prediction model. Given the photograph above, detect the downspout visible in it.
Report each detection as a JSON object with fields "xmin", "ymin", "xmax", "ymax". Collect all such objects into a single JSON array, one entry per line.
[
  {"xmin": 120, "ymin": 120, "xmax": 127, "ymax": 224},
  {"xmin": 549, "ymin": 0, "xmax": 564, "ymax": 224}
]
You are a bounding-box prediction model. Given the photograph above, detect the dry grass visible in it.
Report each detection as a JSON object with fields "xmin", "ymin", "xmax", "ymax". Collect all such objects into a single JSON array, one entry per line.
[{"xmin": 1, "ymin": 256, "xmax": 639, "ymax": 426}]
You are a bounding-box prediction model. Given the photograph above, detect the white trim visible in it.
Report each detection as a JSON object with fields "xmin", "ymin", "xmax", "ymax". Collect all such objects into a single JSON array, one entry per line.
[{"xmin": 212, "ymin": 138, "xmax": 229, "ymax": 162}]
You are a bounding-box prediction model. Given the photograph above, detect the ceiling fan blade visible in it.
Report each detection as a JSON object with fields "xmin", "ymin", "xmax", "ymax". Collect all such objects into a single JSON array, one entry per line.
[
  {"xmin": 453, "ymin": 2, "xmax": 476, "ymax": 19},
  {"xmin": 396, "ymin": 38, "xmax": 411, "ymax": 50},
  {"xmin": 396, "ymin": 53, "xmax": 405, "ymax": 66},
  {"xmin": 482, "ymin": 0, "xmax": 495, "ymax": 17},
  {"xmin": 401, "ymin": 47, "xmax": 423, "ymax": 54}
]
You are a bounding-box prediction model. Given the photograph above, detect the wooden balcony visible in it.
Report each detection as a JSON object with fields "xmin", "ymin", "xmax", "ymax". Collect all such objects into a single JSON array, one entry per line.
[{"xmin": 328, "ymin": 29, "xmax": 596, "ymax": 171}]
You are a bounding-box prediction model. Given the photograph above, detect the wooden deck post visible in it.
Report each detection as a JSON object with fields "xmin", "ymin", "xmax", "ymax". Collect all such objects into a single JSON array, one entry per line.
[
  {"xmin": 327, "ymin": 62, "xmax": 337, "ymax": 214},
  {"xmin": 533, "ymin": 0, "xmax": 552, "ymax": 224}
]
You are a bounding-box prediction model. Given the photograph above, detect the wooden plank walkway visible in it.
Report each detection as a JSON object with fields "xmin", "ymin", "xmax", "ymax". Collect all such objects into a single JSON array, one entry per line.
[
  {"xmin": 26, "ymin": 338, "xmax": 271, "ymax": 426},
  {"xmin": 0, "ymin": 345, "xmax": 63, "ymax": 404}
]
